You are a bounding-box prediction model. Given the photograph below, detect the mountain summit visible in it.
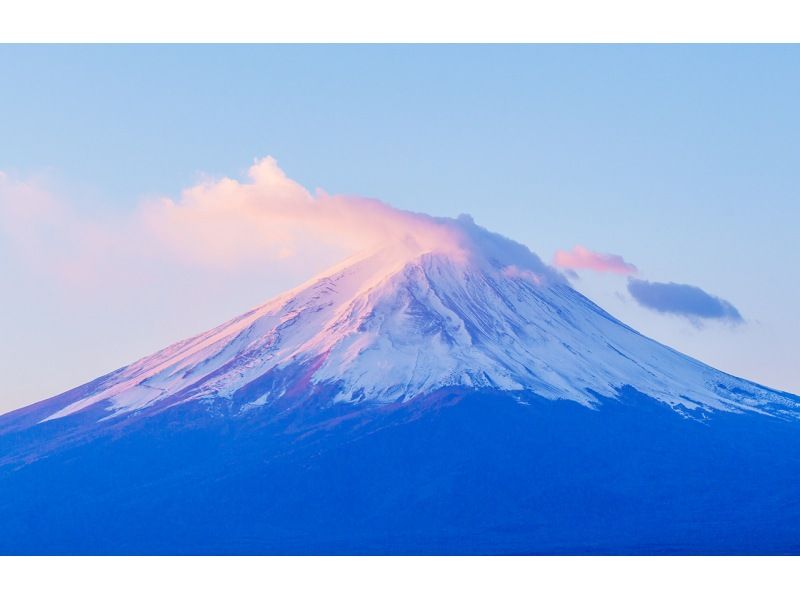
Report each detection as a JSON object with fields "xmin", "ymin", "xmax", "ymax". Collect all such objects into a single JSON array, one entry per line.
[{"xmin": 1, "ymin": 216, "xmax": 799, "ymax": 555}]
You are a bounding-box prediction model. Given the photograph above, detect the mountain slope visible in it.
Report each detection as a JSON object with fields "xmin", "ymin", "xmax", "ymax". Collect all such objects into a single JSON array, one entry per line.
[{"xmin": 1, "ymin": 215, "xmax": 798, "ymax": 554}]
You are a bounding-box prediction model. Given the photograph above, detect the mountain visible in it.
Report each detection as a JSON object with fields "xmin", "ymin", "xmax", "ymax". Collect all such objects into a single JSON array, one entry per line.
[{"xmin": 1, "ymin": 215, "xmax": 799, "ymax": 555}]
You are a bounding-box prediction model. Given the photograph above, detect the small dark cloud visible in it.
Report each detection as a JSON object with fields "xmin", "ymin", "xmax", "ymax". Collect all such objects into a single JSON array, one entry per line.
[{"xmin": 627, "ymin": 278, "xmax": 743, "ymax": 325}]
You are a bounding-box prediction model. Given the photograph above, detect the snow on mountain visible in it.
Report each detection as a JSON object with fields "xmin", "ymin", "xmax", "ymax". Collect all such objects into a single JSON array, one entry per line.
[{"xmin": 40, "ymin": 215, "xmax": 799, "ymax": 424}]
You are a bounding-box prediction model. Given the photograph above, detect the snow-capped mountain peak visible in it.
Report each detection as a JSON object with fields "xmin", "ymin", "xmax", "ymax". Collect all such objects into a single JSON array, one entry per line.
[{"xmin": 40, "ymin": 216, "xmax": 799, "ymax": 423}]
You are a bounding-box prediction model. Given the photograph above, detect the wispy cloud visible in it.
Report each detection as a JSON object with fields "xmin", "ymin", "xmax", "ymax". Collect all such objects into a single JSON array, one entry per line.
[
  {"xmin": 553, "ymin": 245, "xmax": 638, "ymax": 275},
  {"xmin": 627, "ymin": 278, "xmax": 743, "ymax": 325},
  {"xmin": 0, "ymin": 171, "xmax": 119, "ymax": 286}
]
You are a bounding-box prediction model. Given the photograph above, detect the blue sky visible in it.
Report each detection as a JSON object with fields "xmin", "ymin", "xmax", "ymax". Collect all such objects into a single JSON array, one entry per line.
[{"xmin": 0, "ymin": 45, "xmax": 798, "ymax": 412}]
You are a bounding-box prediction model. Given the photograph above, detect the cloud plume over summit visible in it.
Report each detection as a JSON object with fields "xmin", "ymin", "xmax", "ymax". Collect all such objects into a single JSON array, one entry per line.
[
  {"xmin": 138, "ymin": 157, "xmax": 469, "ymax": 268},
  {"xmin": 1, "ymin": 157, "xmax": 560, "ymax": 291}
]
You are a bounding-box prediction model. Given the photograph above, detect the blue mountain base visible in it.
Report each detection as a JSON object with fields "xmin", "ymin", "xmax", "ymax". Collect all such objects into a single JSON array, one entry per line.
[{"xmin": 1, "ymin": 388, "xmax": 799, "ymax": 555}]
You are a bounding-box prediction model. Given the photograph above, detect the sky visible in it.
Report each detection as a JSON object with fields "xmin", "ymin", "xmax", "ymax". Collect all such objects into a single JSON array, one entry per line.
[{"xmin": 0, "ymin": 44, "xmax": 798, "ymax": 413}]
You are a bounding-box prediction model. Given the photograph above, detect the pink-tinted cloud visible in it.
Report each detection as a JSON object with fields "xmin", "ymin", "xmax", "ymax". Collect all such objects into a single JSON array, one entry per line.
[
  {"xmin": 0, "ymin": 171, "xmax": 118, "ymax": 286},
  {"xmin": 553, "ymin": 245, "xmax": 638, "ymax": 275},
  {"xmin": 138, "ymin": 157, "xmax": 466, "ymax": 269},
  {"xmin": 0, "ymin": 158, "xmax": 478, "ymax": 295},
  {"xmin": 501, "ymin": 265, "xmax": 542, "ymax": 285},
  {"xmin": 1, "ymin": 158, "xmax": 564, "ymax": 299}
]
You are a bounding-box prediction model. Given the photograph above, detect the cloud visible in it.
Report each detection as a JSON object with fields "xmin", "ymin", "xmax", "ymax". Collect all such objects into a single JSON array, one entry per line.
[
  {"xmin": 0, "ymin": 159, "xmax": 461, "ymax": 288},
  {"xmin": 551, "ymin": 243, "xmax": 744, "ymax": 328},
  {"xmin": 501, "ymin": 264, "xmax": 542, "ymax": 285},
  {"xmin": 0, "ymin": 157, "xmax": 563, "ymax": 293},
  {"xmin": 627, "ymin": 278, "xmax": 743, "ymax": 325},
  {"xmin": 0, "ymin": 171, "xmax": 119, "ymax": 286},
  {"xmin": 553, "ymin": 245, "xmax": 638, "ymax": 275},
  {"xmin": 138, "ymin": 157, "xmax": 466, "ymax": 269}
]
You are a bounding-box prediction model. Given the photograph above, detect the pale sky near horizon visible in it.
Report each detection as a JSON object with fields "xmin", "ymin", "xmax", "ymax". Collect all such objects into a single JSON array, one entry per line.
[{"xmin": 1, "ymin": 44, "xmax": 798, "ymax": 413}]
